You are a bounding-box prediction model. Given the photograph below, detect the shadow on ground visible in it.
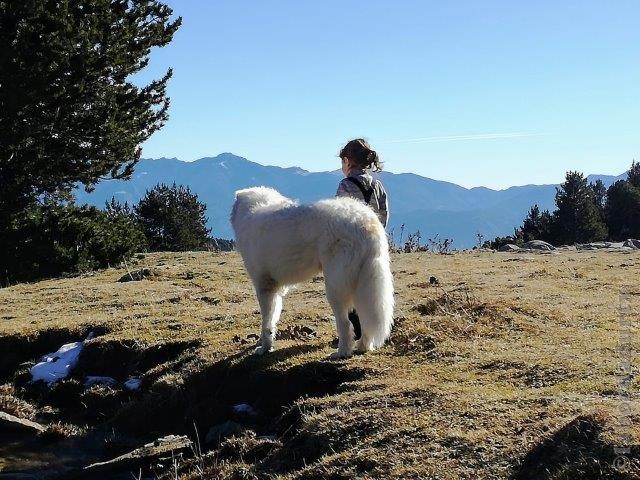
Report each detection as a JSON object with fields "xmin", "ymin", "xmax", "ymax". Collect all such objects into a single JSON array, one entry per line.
[{"xmin": 511, "ymin": 413, "xmax": 640, "ymax": 480}]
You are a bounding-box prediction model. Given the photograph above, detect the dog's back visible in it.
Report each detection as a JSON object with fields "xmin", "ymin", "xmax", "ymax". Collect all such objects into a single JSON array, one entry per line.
[{"xmin": 232, "ymin": 188, "xmax": 385, "ymax": 268}]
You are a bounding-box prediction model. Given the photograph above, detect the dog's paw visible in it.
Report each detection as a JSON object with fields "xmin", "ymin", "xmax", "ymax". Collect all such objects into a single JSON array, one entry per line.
[
  {"xmin": 353, "ymin": 339, "xmax": 373, "ymax": 354},
  {"xmin": 329, "ymin": 350, "xmax": 351, "ymax": 360},
  {"xmin": 254, "ymin": 345, "xmax": 273, "ymax": 355}
]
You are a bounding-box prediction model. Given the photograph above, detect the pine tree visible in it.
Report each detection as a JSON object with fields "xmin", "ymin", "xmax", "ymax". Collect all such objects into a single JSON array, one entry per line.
[
  {"xmin": 520, "ymin": 204, "xmax": 554, "ymax": 242},
  {"xmin": 0, "ymin": 0, "xmax": 180, "ymax": 281},
  {"xmin": 590, "ymin": 180, "xmax": 607, "ymax": 211},
  {"xmin": 589, "ymin": 179, "xmax": 607, "ymax": 224},
  {"xmin": 606, "ymin": 180, "xmax": 640, "ymax": 240},
  {"xmin": 0, "ymin": 1, "xmax": 180, "ymax": 209},
  {"xmin": 552, "ymin": 171, "xmax": 608, "ymax": 244},
  {"xmin": 105, "ymin": 197, "xmax": 135, "ymax": 221},
  {"xmin": 135, "ymin": 184, "xmax": 211, "ymax": 251},
  {"xmin": 627, "ymin": 160, "xmax": 640, "ymax": 189}
]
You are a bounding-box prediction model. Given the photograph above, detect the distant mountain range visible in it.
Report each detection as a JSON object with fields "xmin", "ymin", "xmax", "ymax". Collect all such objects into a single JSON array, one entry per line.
[{"xmin": 74, "ymin": 154, "xmax": 626, "ymax": 249}]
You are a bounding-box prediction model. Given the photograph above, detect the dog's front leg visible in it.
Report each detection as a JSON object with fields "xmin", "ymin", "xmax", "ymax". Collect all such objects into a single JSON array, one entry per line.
[{"xmin": 254, "ymin": 289, "xmax": 282, "ymax": 355}]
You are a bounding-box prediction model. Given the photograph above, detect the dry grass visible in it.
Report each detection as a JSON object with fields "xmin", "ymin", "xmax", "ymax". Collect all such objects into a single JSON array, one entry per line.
[{"xmin": 1, "ymin": 250, "xmax": 639, "ymax": 479}]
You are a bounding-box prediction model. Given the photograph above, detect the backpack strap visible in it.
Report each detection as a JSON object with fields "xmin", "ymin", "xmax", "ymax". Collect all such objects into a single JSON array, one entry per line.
[{"xmin": 344, "ymin": 176, "xmax": 374, "ymax": 204}]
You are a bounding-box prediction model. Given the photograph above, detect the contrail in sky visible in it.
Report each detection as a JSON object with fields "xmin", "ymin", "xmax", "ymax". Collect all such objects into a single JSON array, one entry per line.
[{"xmin": 384, "ymin": 132, "xmax": 545, "ymax": 144}]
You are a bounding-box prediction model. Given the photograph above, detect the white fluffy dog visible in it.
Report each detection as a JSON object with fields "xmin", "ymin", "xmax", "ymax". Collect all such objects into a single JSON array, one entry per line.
[{"xmin": 231, "ymin": 187, "xmax": 394, "ymax": 358}]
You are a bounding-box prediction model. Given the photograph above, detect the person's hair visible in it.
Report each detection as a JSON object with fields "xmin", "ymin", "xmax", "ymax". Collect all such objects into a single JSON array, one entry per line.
[{"xmin": 339, "ymin": 138, "xmax": 382, "ymax": 172}]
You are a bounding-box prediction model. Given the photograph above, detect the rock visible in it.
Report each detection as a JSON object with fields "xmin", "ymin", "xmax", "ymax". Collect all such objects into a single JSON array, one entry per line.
[
  {"xmin": 0, "ymin": 411, "xmax": 46, "ymax": 434},
  {"xmin": 623, "ymin": 239, "xmax": 640, "ymax": 249},
  {"xmin": 84, "ymin": 434, "xmax": 192, "ymax": 473},
  {"xmin": 499, "ymin": 244, "xmax": 520, "ymax": 252},
  {"xmin": 575, "ymin": 243, "xmax": 594, "ymax": 250},
  {"xmin": 117, "ymin": 268, "xmax": 152, "ymax": 282},
  {"xmin": 523, "ymin": 240, "xmax": 555, "ymax": 251},
  {"xmin": 205, "ymin": 420, "xmax": 244, "ymax": 444},
  {"xmin": 576, "ymin": 241, "xmax": 626, "ymax": 251},
  {"xmin": 581, "ymin": 242, "xmax": 611, "ymax": 249}
]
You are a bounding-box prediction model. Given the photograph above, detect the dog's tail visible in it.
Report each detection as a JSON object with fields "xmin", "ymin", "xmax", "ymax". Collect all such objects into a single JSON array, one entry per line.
[{"xmin": 353, "ymin": 222, "xmax": 394, "ymax": 350}]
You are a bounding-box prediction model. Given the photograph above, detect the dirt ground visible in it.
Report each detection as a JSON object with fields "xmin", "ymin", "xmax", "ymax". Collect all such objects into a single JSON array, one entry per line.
[{"xmin": 1, "ymin": 249, "xmax": 639, "ymax": 479}]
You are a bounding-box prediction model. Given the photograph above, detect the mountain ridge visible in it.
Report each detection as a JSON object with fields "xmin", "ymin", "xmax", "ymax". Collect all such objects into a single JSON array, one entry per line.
[{"xmin": 74, "ymin": 154, "xmax": 626, "ymax": 248}]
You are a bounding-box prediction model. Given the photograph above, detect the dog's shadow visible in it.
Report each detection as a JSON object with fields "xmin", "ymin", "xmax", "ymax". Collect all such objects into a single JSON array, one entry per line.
[
  {"xmin": 108, "ymin": 342, "xmax": 341, "ymax": 436},
  {"xmin": 233, "ymin": 343, "xmax": 326, "ymax": 369}
]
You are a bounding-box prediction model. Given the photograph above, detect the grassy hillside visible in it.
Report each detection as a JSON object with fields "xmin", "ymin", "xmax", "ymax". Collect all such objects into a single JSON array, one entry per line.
[{"xmin": 1, "ymin": 250, "xmax": 639, "ymax": 479}]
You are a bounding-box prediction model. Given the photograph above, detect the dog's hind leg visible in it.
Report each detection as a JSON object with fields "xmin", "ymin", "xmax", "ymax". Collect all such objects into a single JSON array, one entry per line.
[
  {"xmin": 324, "ymin": 284, "xmax": 355, "ymax": 359},
  {"xmin": 254, "ymin": 281, "xmax": 283, "ymax": 355}
]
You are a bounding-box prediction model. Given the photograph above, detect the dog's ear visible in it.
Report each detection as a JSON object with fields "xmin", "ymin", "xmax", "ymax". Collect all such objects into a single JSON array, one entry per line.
[
  {"xmin": 233, "ymin": 187, "xmax": 290, "ymax": 213},
  {"xmin": 234, "ymin": 188, "xmax": 249, "ymax": 199}
]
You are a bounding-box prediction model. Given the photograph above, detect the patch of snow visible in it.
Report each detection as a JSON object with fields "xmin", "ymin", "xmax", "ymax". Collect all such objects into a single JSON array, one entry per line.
[
  {"xmin": 30, "ymin": 333, "xmax": 94, "ymax": 385},
  {"xmin": 124, "ymin": 377, "xmax": 142, "ymax": 391}
]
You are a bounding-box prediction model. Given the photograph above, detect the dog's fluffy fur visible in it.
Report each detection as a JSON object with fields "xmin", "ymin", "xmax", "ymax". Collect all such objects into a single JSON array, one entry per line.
[{"xmin": 231, "ymin": 187, "xmax": 394, "ymax": 358}]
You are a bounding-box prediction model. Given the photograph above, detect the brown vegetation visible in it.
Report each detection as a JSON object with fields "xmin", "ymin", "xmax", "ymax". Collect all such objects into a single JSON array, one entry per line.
[{"xmin": 1, "ymin": 250, "xmax": 639, "ymax": 479}]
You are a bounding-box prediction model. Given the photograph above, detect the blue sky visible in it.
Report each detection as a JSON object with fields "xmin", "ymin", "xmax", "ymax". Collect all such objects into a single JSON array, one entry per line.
[{"xmin": 137, "ymin": 1, "xmax": 639, "ymax": 189}]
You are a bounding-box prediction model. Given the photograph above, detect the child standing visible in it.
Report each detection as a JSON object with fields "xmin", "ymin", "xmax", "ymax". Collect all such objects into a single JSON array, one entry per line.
[{"xmin": 336, "ymin": 138, "xmax": 389, "ymax": 340}]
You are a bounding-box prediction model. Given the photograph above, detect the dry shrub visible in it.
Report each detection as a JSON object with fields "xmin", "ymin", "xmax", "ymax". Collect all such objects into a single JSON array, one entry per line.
[
  {"xmin": 411, "ymin": 284, "xmax": 517, "ymax": 338},
  {"xmin": 0, "ymin": 383, "xmax": 37, "ymax": 419}
]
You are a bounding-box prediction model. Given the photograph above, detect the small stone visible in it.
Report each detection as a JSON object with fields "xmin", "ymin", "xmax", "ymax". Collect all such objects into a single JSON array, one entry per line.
[
  {"xmin": 522, "ymin": 240, "xmax": 555, "ymax": 251},
  {"xmin": 118, "ymin": 268, "xmax": 153, "ymax": 282}
]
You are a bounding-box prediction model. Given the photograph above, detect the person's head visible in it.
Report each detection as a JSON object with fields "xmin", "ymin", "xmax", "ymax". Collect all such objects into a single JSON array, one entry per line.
[{"xmin": 339, "ymin": 138, "xmax": 382, "ymax": 175}]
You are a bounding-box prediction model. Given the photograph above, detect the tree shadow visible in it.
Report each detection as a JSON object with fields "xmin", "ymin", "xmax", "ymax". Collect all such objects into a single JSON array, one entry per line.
[{"xmin": 511, "ymin": 413, "xmax": 639, "ymax": 480}]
